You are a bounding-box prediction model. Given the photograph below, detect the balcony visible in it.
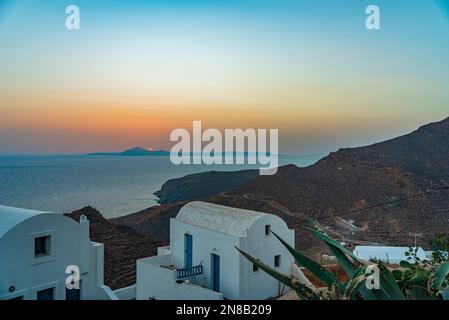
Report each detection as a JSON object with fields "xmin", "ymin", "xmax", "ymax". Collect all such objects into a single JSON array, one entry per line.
[
  {"xmin": 176, "ymin": 265, "xmax": 203, "ymax": 279},
  {"xmin": 137, "ymin": 254, "xmax": 223, "ymax": 300}
]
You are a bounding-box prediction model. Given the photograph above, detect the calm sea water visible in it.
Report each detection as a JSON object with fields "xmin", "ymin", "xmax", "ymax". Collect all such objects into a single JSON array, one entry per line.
[{"xmin": 0, "ymin": 154, "xmax": 324, "ymax": 218}]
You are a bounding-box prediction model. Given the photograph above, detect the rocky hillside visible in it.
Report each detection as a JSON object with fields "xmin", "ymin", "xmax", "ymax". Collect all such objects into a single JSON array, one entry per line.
[
  {"xmin": 111, "ymin": 202, "xmax": 186, "ymax": 241},
  {"xmin": 114, "ymin": 117, "xmax": 449, "ymax": 259},
  {"xmin": 154, "ymin": 169, "xmax": 258, "ymax": 204},
  {"xmin": 211, "ymin": 118, "xmax": 449, "ymax": 253},
  {"xmin": 68, "ymin": 207, "xmax": 166, "ymax": 290}
]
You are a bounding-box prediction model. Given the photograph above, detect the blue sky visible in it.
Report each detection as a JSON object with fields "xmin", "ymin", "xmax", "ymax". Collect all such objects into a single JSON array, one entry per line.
[{"xmin": 0, "ymin": 0, "xmax": 448, "ymax": 154}]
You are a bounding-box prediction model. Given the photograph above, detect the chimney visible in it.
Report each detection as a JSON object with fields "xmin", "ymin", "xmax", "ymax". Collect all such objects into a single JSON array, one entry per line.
[{"xmin": 79, "ymin": 214, "xmax": 91, "ymax": 241}]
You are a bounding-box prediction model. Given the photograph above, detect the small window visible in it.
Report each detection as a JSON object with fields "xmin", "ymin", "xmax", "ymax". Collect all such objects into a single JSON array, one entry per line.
[
  {"xmin": 252, "ymin": 263, "xmax": 259, "ymax": 272},
  {"xmin": 37, "ymin": 287, "xmax": 54, "ymax": 301},
  {"xmin": 35, "ymin": 236, "xmax": 51, "ymax": 257},
  {"xmin": 274, "ymin": 255, "xmax": 281, "ymax": 268},
  {"xmin": 265, "ymin": 225, "xmax": 271, "ymax": 236}
]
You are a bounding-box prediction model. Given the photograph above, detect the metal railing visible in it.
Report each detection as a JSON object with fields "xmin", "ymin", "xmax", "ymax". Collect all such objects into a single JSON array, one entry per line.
[{"xmin": 176, "ymin": 265, "xmax": 203, "ymax": 279}]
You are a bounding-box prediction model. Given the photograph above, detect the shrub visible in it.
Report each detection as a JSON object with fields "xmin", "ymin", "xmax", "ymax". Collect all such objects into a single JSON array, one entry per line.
[{"xmin": 236, "ymin": 216, "xmax": 449, "ymax": 300}]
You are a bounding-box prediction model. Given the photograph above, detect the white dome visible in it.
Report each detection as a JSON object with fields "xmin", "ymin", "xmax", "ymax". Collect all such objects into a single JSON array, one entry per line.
[
  {"xmin": 0, "ymin": 205, "xmax": 50, "ymax": 239},
  {"xmin": 175, "ymin": 201, "xmax": 268, "ymax": 237}
]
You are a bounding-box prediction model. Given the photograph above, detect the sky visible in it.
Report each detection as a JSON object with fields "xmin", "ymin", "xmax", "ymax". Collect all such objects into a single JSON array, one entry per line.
[{"xmin": 0, "ymin": 0, "xmax": 448, "ymax": 154}]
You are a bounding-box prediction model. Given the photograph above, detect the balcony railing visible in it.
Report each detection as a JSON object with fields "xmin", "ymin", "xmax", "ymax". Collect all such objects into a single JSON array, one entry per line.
[{"xmin": 176, "ymin": 265, "xmax": 203, "ymax": 279}]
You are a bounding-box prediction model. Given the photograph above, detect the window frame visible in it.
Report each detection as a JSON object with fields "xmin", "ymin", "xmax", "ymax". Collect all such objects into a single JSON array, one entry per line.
[
  {"xmin": 274, "ymin": 255, "xmax": 281, "ymax": 268},
  {"xmin": 30, "ymin": 230, "xmax": 55, "ymax": 265},
  {"xmin": 252, "ymin": 263, "xmax": 259, "ymax": 272},
  {"xmin": 34, "ymin": 236, "xmax": 51, "ymax": 257},
  {"xmin": 265, "ymin": 225, "xmax": 271, "ymax": 236}
]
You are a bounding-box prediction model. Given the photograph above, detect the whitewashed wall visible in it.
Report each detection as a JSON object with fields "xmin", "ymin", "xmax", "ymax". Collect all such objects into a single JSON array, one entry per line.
[
  {"xmin": 136, "ymin": 255, "xmax": 222, "ymax": 300},
  {"xmin": 171, "ymin": 219, "xmax": 241, "ymax": 299},
  {"xmin": 170, "ymin": 214, "xmax": 294, "ymax": 300},
  {"xmin": 0, "ymin": 214, "xmax": 104, "ymax": 300},
  {"xmin": 239, "ymin": 215, "xmax": 295, "ymax": 299}
]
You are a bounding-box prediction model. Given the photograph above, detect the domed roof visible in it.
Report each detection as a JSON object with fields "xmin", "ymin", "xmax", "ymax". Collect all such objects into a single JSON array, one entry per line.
[
  {"xmin": 175, "ymin": 201, "xmax": 267, "ymax": 237},
  {"xmin": 0, "ymin": 205, "xmax": 50, "ymax": 239}
]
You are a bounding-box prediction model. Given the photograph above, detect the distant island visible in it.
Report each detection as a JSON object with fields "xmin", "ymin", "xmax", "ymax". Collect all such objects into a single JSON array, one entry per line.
[
  {"xmin": 86, "ymin": 147, "xmax": 170, "ymax": 157},
  {"xmin": 87, "ymin": 147, "xmax": 275, "ymax": 158}
]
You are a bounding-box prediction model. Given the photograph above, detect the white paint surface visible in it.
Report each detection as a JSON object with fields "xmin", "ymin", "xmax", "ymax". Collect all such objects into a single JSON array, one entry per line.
[
  {"xmin": 137, "ymin": 201, "xmax": 295, "ymax": 300},
  {"xmin": 354, "ymin": 246, "xmax": 427, "ymax": 264},
  {"xmin": 0, "ymin": 205, "xmax": 108, "ymax": 300}
]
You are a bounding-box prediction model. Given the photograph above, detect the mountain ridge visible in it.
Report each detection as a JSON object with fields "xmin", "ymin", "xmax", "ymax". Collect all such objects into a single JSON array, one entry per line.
[{"xmin": 113, "ymin": 117, "xmax": 449, "ymax": 259}]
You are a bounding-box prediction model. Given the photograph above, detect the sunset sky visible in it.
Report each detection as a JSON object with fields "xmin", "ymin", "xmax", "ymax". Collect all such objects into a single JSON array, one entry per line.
[{"xmin": 1, "ymin": 0, "xmax": 449, "ymax": 154}]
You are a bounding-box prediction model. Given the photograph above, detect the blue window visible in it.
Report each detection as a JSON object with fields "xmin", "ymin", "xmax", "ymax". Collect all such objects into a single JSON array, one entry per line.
[
  {"xmin": 211, "ymin": 254, "xmax": 220, "ymax": 292},
  {"xmin": 184, "ymin": 234, "xmax": 193, "ymax": 268}
]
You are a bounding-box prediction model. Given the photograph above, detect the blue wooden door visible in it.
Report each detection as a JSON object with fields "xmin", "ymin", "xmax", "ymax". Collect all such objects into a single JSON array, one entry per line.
[
  {"xmin": 211, "ymin": 254, "xmax": 220, "ymax": 292},
  {"xmin": 184, "ymin": 234, "xmax": 193, "ymax": 268}
]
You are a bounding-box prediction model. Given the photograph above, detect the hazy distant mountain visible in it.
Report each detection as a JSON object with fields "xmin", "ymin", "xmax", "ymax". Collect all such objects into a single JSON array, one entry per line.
[
  {"xmin": 87, "ymin": 146, "xmax": 170, "ymax": 157},
  {"xmin": 87, "ymin": 147, "xmax": 272, "ymax": 157},
  {"xmin": 119, "ymin": 147, "xmax": 170, "ymax": 156}
]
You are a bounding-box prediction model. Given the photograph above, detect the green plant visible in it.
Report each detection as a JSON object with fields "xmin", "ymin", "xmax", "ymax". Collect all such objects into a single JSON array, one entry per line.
[
  {"xmin": 369, "ymin": 257, "xmax": 388, "ymax": 264},
  {"xmin": 236, "ymin": 216, "xmax": 449, "ymax": 300},
  {"xmin": 405, "ymin": 247, "xmax": 422, "ymax": 263},
  {"xmin": 430, "ymin": 233, "xmax": 449, "ymax": 263}
]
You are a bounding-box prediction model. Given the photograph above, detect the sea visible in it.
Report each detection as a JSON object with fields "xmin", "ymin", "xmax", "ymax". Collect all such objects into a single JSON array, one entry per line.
[{"xmin": 0, "ymin": 154, "xmax": 324, "ymax": 218}]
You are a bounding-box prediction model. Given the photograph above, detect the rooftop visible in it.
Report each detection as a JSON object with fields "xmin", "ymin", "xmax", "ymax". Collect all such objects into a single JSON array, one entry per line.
[
  {"xmin": 354, "ymin": 245, "xmax": 427, "ymax": 262},
  {"xmin": 0, "ymin": 205, "xmax": 50, "ymax": 239},
  {"xmin": 175, "ymin": 201, "xmax": 267, "ymax": 237}
]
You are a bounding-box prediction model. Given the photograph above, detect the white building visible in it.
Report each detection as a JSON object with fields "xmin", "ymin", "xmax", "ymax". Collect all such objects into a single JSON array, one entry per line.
[
  {"xmin": 137, "ymin": 201, "xmax": 295, "ymax": 300},
  {"xmin": 353, "ymin": 246, "xmax": 427, "ymax": 264},
  {"xmin": 0, "ymin": 205, "xmax": 111, "ymax": 300}
]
